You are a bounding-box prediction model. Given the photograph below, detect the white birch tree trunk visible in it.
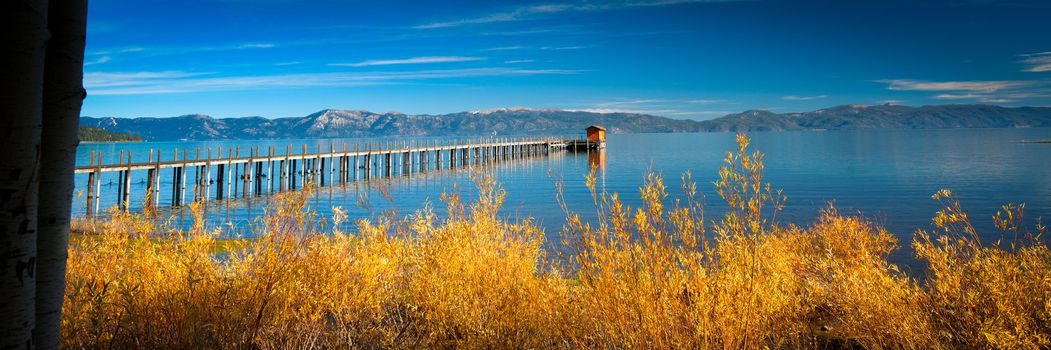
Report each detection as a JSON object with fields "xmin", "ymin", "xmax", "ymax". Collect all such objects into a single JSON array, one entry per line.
[
  {"xmin": 35, "ymin": 0, "xmax": 87, "ymax": 347},
  {"xmin": 0, "ymin": 0, "xmax": 49, "ymax": 347}
]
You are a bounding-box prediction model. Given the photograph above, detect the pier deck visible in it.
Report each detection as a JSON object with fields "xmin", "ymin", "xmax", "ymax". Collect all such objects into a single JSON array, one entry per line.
[{"xmin": 77, "ymin": 137, "xmax": 597, "ymax": 216}]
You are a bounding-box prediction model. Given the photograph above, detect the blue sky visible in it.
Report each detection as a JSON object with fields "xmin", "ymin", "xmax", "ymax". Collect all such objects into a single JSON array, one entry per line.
[{"xmin": 83, "ymin": 0, "xmax": 1051, "ymax": 119}]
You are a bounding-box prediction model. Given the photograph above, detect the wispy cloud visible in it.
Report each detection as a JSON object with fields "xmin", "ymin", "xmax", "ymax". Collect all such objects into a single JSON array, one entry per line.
[
  {"xmin": 933, "ymin": 93, "xmax": 983, "ymax": 100},
  {"xmin": 329, "ymin": 56, "xmax": 485, "ymax": 67},
  {"xmin": 480, "ymin": 27, "xmax": 575, "ymax": 36},
  {"xmin": 686, "ymin": 99, "xmax": 731, "ymax": 104},
  {"xmin": 876, "ymin": 78, "xmax": 1051, "ymax": 104},
  {"xmin": 540, "ymin": 45, "xmax": 587, "ymax": 50},
  {"xmin": 90, "ymin": 47, "xmax": 144, "ymax": 56},
  {"xmin": 594, "ymin": 99, "xmax": 666, "ymax": 107},
  {"xmin": 85, "ymin": 71, "xmax": 207, "ymax": 89},
  {"xmin": 87, "ymin": 42, "xmax": 277, "ymax": 61},
  {"xmin": 415, "ymin": 4, "xmax": 574, "ymax": 29},
  {"xmin": 503, "ymin": 59, "xmax": 535, "ymax": 64},
  {"xmin": 1020, "ymin": 51, "xmax": 1051, "ymax": 72},
  {"xmin": 84, "ymin": 56, "xmax": 112, "ymax": 66},
  {"xmin": 235, "ymin": 43, "xmax": 276, "ymax": 49},
  {"xmin": 415, "ymin": 0, "xmax": 732, "ymax": 29},
  {"xmin": 782, "ymin": 94, "xmax": 827, "ymax": 101},
  {"xmin": 85, "ymin": 68, "xmax": 581, "ymax": 95},
  {"xmin": 483, "ymin": 46, "xmax": 526, "ymax": 51},
  {"xmin": 875, "ymin": 79, "xmax": 1030, "ymax": 93},
  {"xmin": 571, "ymin": 98, "xmax": 732, "ymax": 119},
  {"xmin": 935, "ymin": 93, "xmax": 1018, "ymax": 103},
  {"xmin": 1001, "ymin": 91, "xmax": 1051, "ymax": 99}
]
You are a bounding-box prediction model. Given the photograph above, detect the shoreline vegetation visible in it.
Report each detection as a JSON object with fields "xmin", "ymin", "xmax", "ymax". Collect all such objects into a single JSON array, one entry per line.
[
  {"xmin": 78, "ymin": 126, "xmax": 142, "ymax": 142},
  {"xmin": 63, "ymin": 134, "xmax": 1051, "ymax": 349}
]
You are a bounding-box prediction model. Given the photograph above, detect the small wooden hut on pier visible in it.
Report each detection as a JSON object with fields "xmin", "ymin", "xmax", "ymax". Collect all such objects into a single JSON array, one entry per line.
[{"xmin": 567, "ymin": 125, "xmax": 606, "ymax": 151}]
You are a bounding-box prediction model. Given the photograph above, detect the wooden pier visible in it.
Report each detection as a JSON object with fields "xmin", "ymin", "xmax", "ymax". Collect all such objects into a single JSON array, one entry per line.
[
  {"xmin": 77, "ymin": 137, "xmax": 579, "ymax": 217},
  {"xmin": 564, "ymin": 140, "xmax": 605, "ymax": 151}
]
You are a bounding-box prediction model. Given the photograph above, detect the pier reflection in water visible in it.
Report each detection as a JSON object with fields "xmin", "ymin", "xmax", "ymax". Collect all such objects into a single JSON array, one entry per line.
[{"xmin": 172, "ymin": 150, "xmax": 576, "ymax": 237}]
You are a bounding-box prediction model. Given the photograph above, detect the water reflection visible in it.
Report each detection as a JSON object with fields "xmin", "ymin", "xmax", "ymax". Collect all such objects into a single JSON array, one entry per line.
[{"xmin": 74, "ymin": 129, "xmax": 1051, "ymax": 269}]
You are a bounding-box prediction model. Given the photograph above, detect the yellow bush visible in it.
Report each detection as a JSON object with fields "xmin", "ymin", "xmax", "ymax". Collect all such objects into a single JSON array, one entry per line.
[
  {"xmin": 914, "ymin": 191, "xmax": 1051, "ymax": 349},
  {"xmin": 62, "ymin": 134, "xmax": 1051, "ymax": 349}
]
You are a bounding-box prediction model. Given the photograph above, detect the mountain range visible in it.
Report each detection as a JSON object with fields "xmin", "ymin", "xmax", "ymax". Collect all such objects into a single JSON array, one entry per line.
[{"xmin": 79, "ymin": 104, "xmax": 1051, "ymax": 141}]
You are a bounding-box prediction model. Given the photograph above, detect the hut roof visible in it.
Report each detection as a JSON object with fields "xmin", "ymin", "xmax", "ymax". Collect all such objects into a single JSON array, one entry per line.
[{"xmin": 586, "ymin": 125, "xmax": 606, "ymax": 131}]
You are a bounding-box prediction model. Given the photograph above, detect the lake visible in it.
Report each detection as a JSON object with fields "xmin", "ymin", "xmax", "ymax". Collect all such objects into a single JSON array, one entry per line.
[{"xmin": 74, "ymin": 128, "xmax": 1051, "ymax": 269}]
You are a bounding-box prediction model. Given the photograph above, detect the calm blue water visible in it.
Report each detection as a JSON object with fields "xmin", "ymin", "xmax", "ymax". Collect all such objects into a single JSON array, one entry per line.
[{"xmin": 74, "ymin": 129, "xmax": 1051, "ymax": 268}]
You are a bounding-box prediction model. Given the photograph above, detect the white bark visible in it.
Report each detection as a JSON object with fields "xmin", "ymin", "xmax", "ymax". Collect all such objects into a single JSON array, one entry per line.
[
  {"xmin": 0, "ymin": 0, "xmax": 49, "ymax": 347},
  {"xmin": 35, "ymin": 0, "xmax": 87, "ymax": 347}
]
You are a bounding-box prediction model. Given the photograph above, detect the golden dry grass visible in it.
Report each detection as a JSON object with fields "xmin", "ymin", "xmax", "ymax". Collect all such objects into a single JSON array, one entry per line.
[{"xmin": 62, "ymin": 134, "xmax": 1051, "ymax": 349}]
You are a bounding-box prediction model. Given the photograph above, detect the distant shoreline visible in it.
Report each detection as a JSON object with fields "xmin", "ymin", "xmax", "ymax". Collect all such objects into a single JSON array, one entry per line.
[{"xmin": 79, "ymin": 104, "xmax": 1051, "ymax": 141}]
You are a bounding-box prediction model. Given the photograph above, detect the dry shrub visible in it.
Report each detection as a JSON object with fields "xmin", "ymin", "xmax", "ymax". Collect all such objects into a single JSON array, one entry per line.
[
  {"xmin": 63, "ymin": 178, "xmax": 567, "ymax": 349},
  {"xmin": 559, "ymin": 133, "xmax": 1048, "ymax": 349},
  {"xmin": 560, "ymin": 134, "xmax": 808, "ymax": 348},
  {"xmin": 559, "ymin": 134, "xmax": 806, "ymax": 348},
  {"xmin": 914, "ymin": 191, "xmax": 1051, "ymax": 349},
  {"xmin": 796, "ymin": 208, "xmax": 939, "ymax": 349},
  {"xmin": 62, "ymin": 134, "xmax": 1051, "ymax": 349},
  {"xmin": 387, "ymin": 176, "xmax": 570, "ymax": 348},
  {"xmin": 64, "ymin": 202, "xmax": 230, "ymax": 348}
]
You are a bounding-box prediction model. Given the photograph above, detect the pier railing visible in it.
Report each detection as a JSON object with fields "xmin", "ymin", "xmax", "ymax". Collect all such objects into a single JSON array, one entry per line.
[{"xmin": 77, "ymin": 136, "xmax": 580, "ymax": 217}]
